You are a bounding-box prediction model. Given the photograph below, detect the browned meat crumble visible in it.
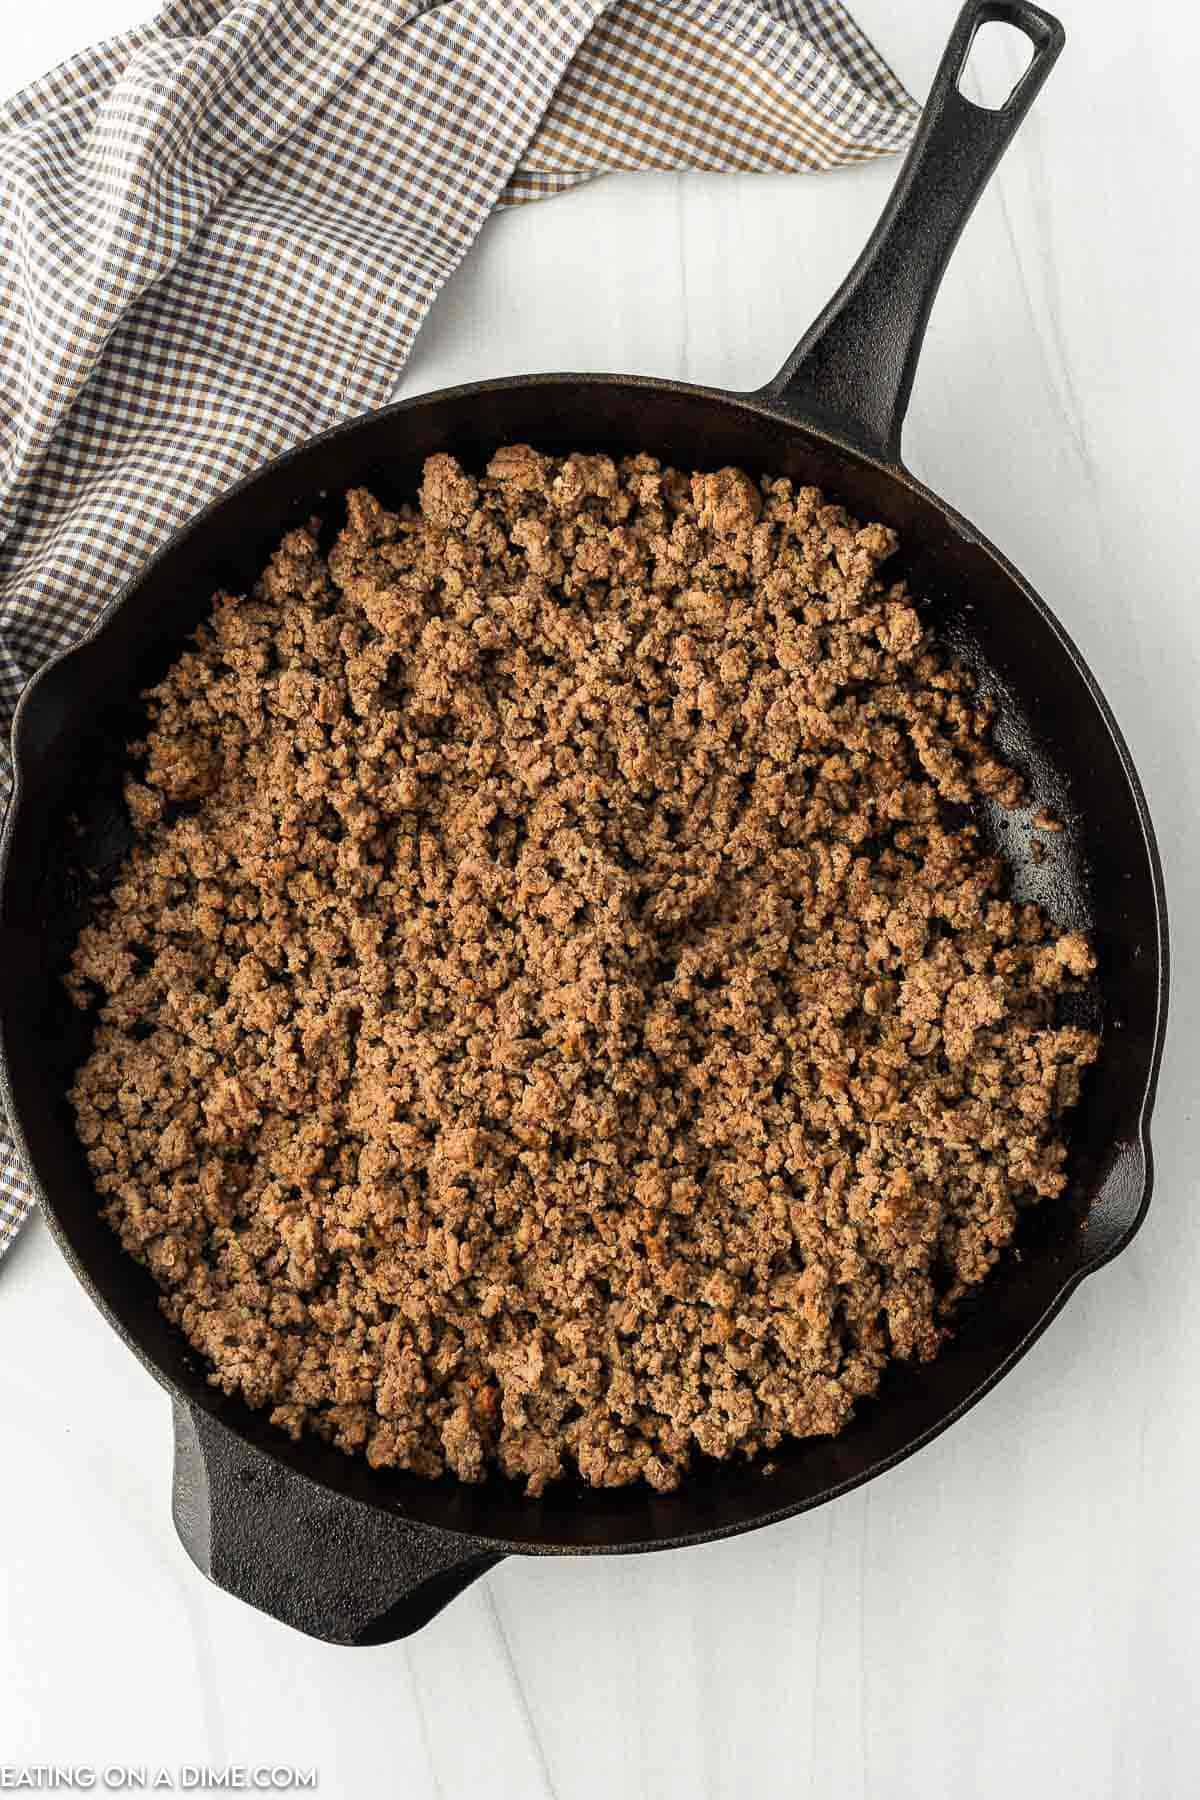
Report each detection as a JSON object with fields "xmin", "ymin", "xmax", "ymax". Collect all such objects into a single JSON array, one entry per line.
[{"xmin": 66, "ymin": 448, "xmax": 1100, "ymax": 1495}]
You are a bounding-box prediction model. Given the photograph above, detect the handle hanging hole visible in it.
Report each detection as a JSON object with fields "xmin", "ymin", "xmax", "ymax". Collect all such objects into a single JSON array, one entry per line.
[{"xmin": 957, "ymin": 19, "xmax": 1036, "ymax": 111}]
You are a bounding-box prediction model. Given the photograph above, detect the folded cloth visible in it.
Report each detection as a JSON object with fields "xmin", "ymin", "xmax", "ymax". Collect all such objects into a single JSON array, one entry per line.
[{"xmin": 0, "ymin": 0, "xmax": 916, "ymax": 1257}]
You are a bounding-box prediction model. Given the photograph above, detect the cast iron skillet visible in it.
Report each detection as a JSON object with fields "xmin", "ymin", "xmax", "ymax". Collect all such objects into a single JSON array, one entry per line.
[{"xmin": 0, "ymin": 0, "xmax": 1168, "ymax": 1645}]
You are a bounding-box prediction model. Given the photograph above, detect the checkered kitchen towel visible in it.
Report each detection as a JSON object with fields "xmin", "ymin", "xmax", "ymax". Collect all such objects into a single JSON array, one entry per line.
[{"xmin": 0, "ymin": 0, "xmax": 917, "ymax": 1256}]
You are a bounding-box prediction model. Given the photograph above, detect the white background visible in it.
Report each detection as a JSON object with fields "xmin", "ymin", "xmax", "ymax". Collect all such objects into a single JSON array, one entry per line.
[{"xmin": 3, "ymin": 4, "xmax": 1198, "ymax": 1796}]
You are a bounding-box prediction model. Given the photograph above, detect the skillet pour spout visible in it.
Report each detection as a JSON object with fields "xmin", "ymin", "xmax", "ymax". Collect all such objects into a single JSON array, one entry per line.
[{"xmin": 0, "ymin": 0, "xmax": 1168, "ymax": 1645}]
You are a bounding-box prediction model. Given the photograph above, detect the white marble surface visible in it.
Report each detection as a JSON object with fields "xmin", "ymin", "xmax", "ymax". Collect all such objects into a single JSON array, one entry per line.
[{"xmin": 3, "ymin": 4, "xmax": 1198, "ymax": 1795}]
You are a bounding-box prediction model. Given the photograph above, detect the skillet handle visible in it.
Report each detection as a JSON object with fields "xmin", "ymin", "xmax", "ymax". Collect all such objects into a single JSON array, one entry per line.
[
  {"xmin": 171, "ymin": 1400, "xmax": 502, "ymax": 1644},
  {"xmin": 757, "ymin": 0, "xmax": 1064, "ymax": 464}
]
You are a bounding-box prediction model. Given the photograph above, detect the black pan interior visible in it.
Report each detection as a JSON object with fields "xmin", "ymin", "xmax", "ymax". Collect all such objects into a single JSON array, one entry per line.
[{"xmin": 0, "ymin": 379, "xmax": 1166, "ymax": 1553}]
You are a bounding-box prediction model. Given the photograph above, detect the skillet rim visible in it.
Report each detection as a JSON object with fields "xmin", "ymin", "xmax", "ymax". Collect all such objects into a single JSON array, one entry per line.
[{"xmin": 0, "ymin": 370, "xmax": 1170, "ymax": 1555}]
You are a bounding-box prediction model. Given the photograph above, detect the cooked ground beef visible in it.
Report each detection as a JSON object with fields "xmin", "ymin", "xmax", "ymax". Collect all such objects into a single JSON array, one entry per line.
[{"xmin": 66, "ymin": 448, "xmax": 1100, "ymax": 1495}]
